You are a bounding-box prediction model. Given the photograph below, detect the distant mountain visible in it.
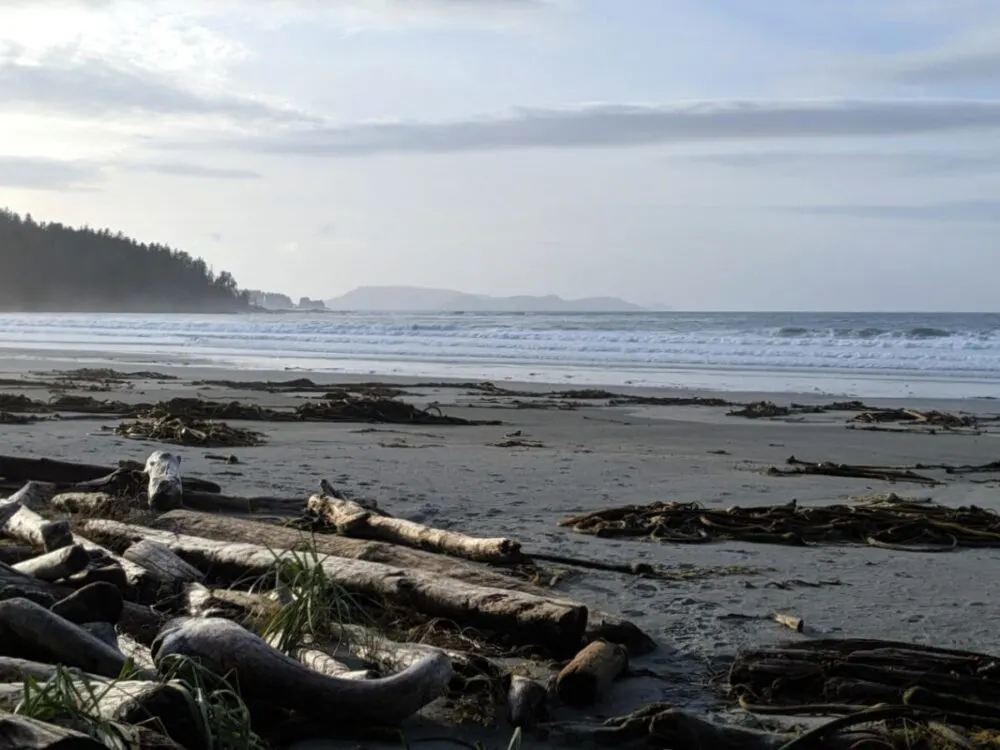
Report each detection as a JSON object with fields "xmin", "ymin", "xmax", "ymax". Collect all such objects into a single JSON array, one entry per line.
[{"xmin": 324, "ymin": 286, "xmax": 646, "ymax": 312}]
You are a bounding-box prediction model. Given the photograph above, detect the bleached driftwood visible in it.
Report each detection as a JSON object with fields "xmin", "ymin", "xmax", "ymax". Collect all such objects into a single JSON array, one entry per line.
[
  {"xmin": 150, "ymin": 509, "xmax": 654, "ymax": 654},
  {"xmin": 152, "ymin": 616, "xmax": 452, "ymax": 725},
  {"xmin": 82, "ymin": 520, "xmax": 589, "ymax": 653},
  {"xmin": 555, "ymin": 639, "xmax": 628, "ymax": 707},
  {"xmin": 0, "ymin": 483, "xmax": 72, "ymax": 552},
  {"xmin": 48, "ymin": 492, "xmax": 116, "ymax": 515},
  {"xmin": 292, "ymin": 647, "xmax": 376, "ymax": 680},
  {"xmin": 0, "ymin": 713, "xmax": 106, "ymax": 749},
  {"xmin": 123, "ymin": 540, "xmax": 203, "ymax": 587},
  {"xmin": 0, "ymin": 598, "xmax": 130, "ymax": 678},
  {"xmin": 308, "ymin": 493, "xmax": 523, "ymax": 564},
  {"xmin": 145, "ymin": 451, "xmax": 182, "ymax": 511},
  {"xmin": 12, "ymin": 544, "xmax": 89, "ymax": 582}
]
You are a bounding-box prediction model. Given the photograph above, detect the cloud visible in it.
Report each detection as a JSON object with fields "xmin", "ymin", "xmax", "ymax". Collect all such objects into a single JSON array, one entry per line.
[
  {"xmin": 0, "ymin": 56, "xmax": 315, "ymax": 124},
  {"xmin": 118, "ymin": 162, "xmax": 261, "ymax": 179},
  {"xmin": 0, "ymin": 156, "xmax": 102, "ymax": 190},
  {"xmin": 679, "ymin": 150, "xmax": 1000, "ymax": 175},
  {"xmin": 190, "ymin": 99, "xmax": 1000, "ymax": 157},
  {"xmin": 781, "ymin": 201, "xmax": 1000, "ymax": 223},
  {"xmin": 869, "ymin": 42, "xmax": 1000, "ymax": 86}
]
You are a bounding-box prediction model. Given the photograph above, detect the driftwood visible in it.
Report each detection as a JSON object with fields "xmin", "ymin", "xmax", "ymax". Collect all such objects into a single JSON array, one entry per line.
[
  {"xmin": 505, "ymin": 674, "xmax": 550, "ymax": 728},
  {"xmin": 123, "ymin": 540, "xmax": 204, "ymax": 588},
  {"xmin": 308, "ymin": 493, "xmax": 523, "ymax": 564},
  {"xmin": 152, "ymin": 616, "xmax": 452, "ymax": 725},
  {"xmin": 12, "ymin": 544, "xmax": 89, "ymax": 582},
  {"xmin": 81, "ymin": 621, "xmax": 120, "ymax": 650},
  {"xmin": 51, "ymin": 582, "xmax": 124, "ymax": 625},
  {"xmin": 0, "ymin": 712, "xmax": 105, "ymax": 749},
  {"xmin": 0, "ymin": 598, "xmax": 129, "ymax": 677},
  {"xmin": 0, "ymin": 455, "xmax": 220, "ymax": 494},
  {"xmin": 774, "ymin": 613, "xmax": 804, "ymax": 632},
  {"xmin": 48, "ymin": 492, "xmax": 116, "ymax": 515},
  {"xmin": 292, "ymin": 647, "xmax": 377, "ymax": 680},
  {"xmin": 84, "ymin": 519, "xmax": 589, "ymax": 654},
  {"xmin": 0, "ymin": 546, "xmax": 33, "ymax": 566},
  {"xmin": 0, "ymin": 484, "xmax": 72, "ymax": 552},
  {"xmin": 150, "ymin": 510, "xmax": 654, "ymax": 654},
  {"xmin": 64, "ymin": 565, "xmax": 130, "ymax": 594},
  {"xmin": 770, "ymin": 457, "xmax": 940, "ymax": 485},
  {"xmin": 145, "ymin": 451, "xmax": 183, "ymax": 511},
  {"xmin": 556, "ymin": 640, "xmax": 628, "ymax": 707}
]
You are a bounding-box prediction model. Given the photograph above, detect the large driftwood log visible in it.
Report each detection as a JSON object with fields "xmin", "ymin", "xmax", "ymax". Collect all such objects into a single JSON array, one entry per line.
[
  {"xmin": 556, "ymin": 640, "xmax": 628, "ymax": 707},
  {"xmin": 292, "ymin": 648, "xmax": 376, "ymax": 680},
  {"xmin": 145, "ymin": 451, "xmax": 183, "ymax": 511},
  {"xmin": 0, "ymin": 712, "xmax": 104, "ymax": 750},
  {"xmin": 150, "ymin": 510, "xmax": 654, "ymax": 654},
  {"xmin": 308, "ymin": 494, "xmax": 523, "ymax": 564},
  {"xmin": 0, "ymin": 484, "xmax": 72, "ymax": 552},
  {"xmin": 12, "ymin": 544, "xmax": 89, "ymax": 582},
  {"xmin": 0, "ymin": 598, "xmax": 130, "ymax": 678},
  {"xmin": 0, "ymin": 454, "xmax": 220, "ymax": 494},
  {"xmin": 123, "ymin": 540, "xmax": 203, "ymax": 588},
  {"xmin": 84, "ymin": 520, "xmax": 588, "ymax": 654},
  {"xmin": 152, "ymin": 616, "xmax": 452, "ymax": 725},
  {"xmin": 51, "ymin": 582, "xmax": 124, "ymax": 625}
]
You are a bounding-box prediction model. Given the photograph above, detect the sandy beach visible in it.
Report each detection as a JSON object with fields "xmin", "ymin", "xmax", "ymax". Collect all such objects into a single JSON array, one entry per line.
[{"xmin": 2, "ymin": 356, "xmax": 1000, "ymax": 748}]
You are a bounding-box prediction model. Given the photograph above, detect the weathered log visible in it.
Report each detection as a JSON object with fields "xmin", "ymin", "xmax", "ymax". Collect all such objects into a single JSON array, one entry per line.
[
  {"xmin": 182, "ymin": 490, "xmax": 304, "ymax": 516},
  {"xmin": 152, "ymin": 616, "xmax": 452, "ymax": 725},
  {"xmin": 506, "ymin": 674, "xmax": 550, "ymax": 729},
  {"xmin": 774, "ymin": 612, "xmax": 804, "ymax": 632},
  {"xmin": 0, "ymin": 563, "xmax": 164, "ymax": 646},
  {"xmin": 0, "ymin": 712, "xmax": 104, "ymax": 750},
  {"xmin": 0, "ymin": 454, "xmax": 220, "ymax": 494},
  {"xmin": 292, "ymin": 647, "xmax": 377, "ymax": 680},
  {"xmin": 150, "ymin": 510, "xmax": 654, "ymax": 654},
  {"xmin": 145, "ymin": 451, "xmax": 183, "ymax": 511},
  {"xmin": 123, "ymin": 540, "xmax": 203, "ymax": 587},
  {"xmin": 0, "ymin": 598, "xmax": 129, "ymax": 677},
  {"xmin": 84, "ymin": 520, "xmax": 589, "ymax": 654},
  {"xmin": 48, "ymin": 492, "xmax": 116, "ymax": 515},
  {"xmin": 12, "ymin": 545, "xmax": 89, "ymax": 582},
  {"xmin": 0, "ymin": 484, "xmax": 72, "ymax": 552},
  {"xmin": 556, "ymin": 640, "xmax": 628, "ymax": 707},
  {"xmin": 64, "ymin": 564, "xmax": 130, "ymax": 595},
  {"xmin": 81, "ymin": 622, "xmax": 120, "ymax": 650},
  {"xmin": 51, "ymin": 582, "xmax": 124, "ymax": 625},
  {"xmin": 0, "ymin": 656, "xmax": 78, "ymax": 683},
  {"xmin": 0, "ymin": 546, "xmax": 33, "ymax": 566},
  {"xmin": 308, "ymin": 494, "xmax": 523, "ymax": 564}
]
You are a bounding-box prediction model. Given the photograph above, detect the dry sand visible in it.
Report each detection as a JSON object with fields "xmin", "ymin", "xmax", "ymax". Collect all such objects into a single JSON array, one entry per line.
[{"xmin": 2, "ymin": 356, "xmax": 1000, "ymax": 748}]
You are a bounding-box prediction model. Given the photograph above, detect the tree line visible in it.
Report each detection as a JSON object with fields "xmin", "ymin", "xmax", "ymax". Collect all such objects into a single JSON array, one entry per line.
[{"xmin": 0, "ymin": 209, "xmax": 252, "ymax": 312}]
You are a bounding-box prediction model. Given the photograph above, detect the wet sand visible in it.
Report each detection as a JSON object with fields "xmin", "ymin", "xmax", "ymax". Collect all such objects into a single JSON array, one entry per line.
[{"xmin": 2, "ymin": 358, "xmax": 999, "ymax": 747}]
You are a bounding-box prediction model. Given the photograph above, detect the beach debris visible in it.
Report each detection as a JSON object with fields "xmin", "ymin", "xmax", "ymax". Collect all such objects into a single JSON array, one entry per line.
[
  {"xmin": 504, "ymin": 673, "xmax": 550, "ymax": 729},
  {"xmin": 555, "ymin": 639, "xmax": 628, "ymax": 708},
  {"xmin": 296, "ymin": 396, "xmax": 499, "ymax": 425},
  {"xmin": 11, "ymin": 544, "xmax": 90, "ymax": 582},
  {"xmin": 307, "ymin": 491, "xmax": 524, "ymax": 564},
  {"xmin": 772, "ymin": 612, "xmax": 804, "ymax": 632},
  {"xmin": 114, "ymin": 416, "xmax": 267, "ymax": 448},
  {"xmin": 768, "ymin": 455, "xmax": 940, "ymax": 484},
  {"xmin": 492, "ymin": 437, "xmax": 546, "ymax": 448},
  {"xmin": 560, "ymin": 495, "xmax": 1000, "ymax": 551},
  {"xmin": 851, "ymin": 407, "xmax": 977, "ymax": 429},
  {"xmin": 728, "ymin": 401, "xmax": 792, "ymax": 419},
  {"xmin": 0, "ymin": 410, "xmax": 35, "ymax": 424},
  {"xmin": 145, "ymin": 450, "xmax": 183, "ymax": 511}
]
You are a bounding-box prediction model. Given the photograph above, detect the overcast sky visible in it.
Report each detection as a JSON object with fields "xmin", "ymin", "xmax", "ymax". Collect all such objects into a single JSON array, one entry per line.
[{"xmin": 2, "ymin": 0, "xmax": 998, "ymax": 311}]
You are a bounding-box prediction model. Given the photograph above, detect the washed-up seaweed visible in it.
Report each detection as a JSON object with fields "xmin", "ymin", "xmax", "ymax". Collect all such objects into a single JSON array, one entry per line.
[
  {"xmin": 195, "ymin": 377, "xmax": 409, "ymax": 398},
  {"xmin": 851, "ymin": 408, "xmax": 977, "ymax": 429},
  {"xmin": 130, "ymin": 397, "xmax": 294, "ymax": 422},
  {"xmin": 114, "ymin": 416, "xmax": 267, "ymax": 447},
  {"xmin": 560, "ymin": 496, "xmax": 1000, "ymax": 551},
  {"xmin": 727, "ymin": 637, "xmax": 1000, "ymax": 724},
  {"xmin": 767, "ymin": 456, "xmax": 941, "ymax": 485},
  {"xmin": 295, "ymin": 397, "xmax": 500, "ymax": 425}
]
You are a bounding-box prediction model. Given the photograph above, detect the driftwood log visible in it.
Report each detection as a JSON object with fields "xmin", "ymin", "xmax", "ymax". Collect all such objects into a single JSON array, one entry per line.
[
  {"xmin": 0, "ymin": 598, "xmax": 130, "ymax": 677},
  {"xmin": 506, "ymin": 674, "xmax": 550, "ymax": 729},
  {"xmin": 12, "ymin": 544, "xmax": 89, "ymax": 582},
  {"xmin": 0, "ymin": 712, "xmax": 105, "ymax": 750},
  {"xmin": 81, "ymin": 621, "xmax": 120, "ymax": 650},
  {"xmin": 0, "ymin": 484, "xmax": 72, "ymax": 552},
  {"xmin": 123, "ymin": 540, "xmax": 203, "ymax": 588},
  {"xmin": 149, "ymin": 510, "xmax": 654, "ymax": 654},
  {"xmin": 292, "ymin": 647, "xmax": 377, "ymax": 680},
  {"xmin": 51, "ymin": 582, "xmax": 124, "ymax": 626},
  {"xmin": 145, "ymin": 451, "xmax": 183, "ymax": 511},
  {"xmin": 308, "ymin": 493, "xmax": 523, "ymax": 564},
  {"xmin": 556, "ymin": 640, "xmax": 628, "ymax": 708},
  {"xmin": 152, "ymin": 616, "xmax": 452, "ymax": 725},
  {"xmin": 82, "ymin": 520, "xmax": 589, "ymax": 654},
  {"xmin": 0, "ymin": 454, "xmax": 220, "ymax": 494}
]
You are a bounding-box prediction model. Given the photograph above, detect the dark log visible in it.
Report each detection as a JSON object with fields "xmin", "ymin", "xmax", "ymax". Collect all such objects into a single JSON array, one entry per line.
[
  {"xmin": 64, "ymin": 565, "xmax": 130, "ymax": 595},
  {"xmin": 12, "ymin": 545, "xmax": 89, "ymax": 582},
  {"xmin": 307, "ymin": 494, "xmax": 523, "ymax": 564},
  {"xmin": 152, "ymin": 616, "xmax": 452, "ymax": 726},
  {"xmin": 0, "ymin": 713, "xmax": 104, "ymax": 749},
  {"xmin": 0, "ymin": 454, "xmax": 220, "ymax": 493},
  {"xmin": 51, "ymin": 582, "xmax": 124, "ymax": 625},
  {"xmin": 505, "ymin": 674, "xmax": 549, "ymax": 729},
  {"xmin": 149, "ymin": 509, "xmax": 654, "ymax": 654},
  {"xmin": 0, "ymin": 484, "xmax": 72, "ymax": 552},
  {"xmin": 0, "ymin": 598, "xmax": 129, "ymax": 677},
  {"xmin": 123, "ymin": 540, "xmax": 203, "ymax": 588},
  {"xmin": 83, "ymin": 520, "xmax": 589, "ymax": 655},
  {"xmin": 80, "ymin": 621, "xmax": 119, "ymax": 650},
  {"xmin": 556, "ymin": 640, "xmax": 628, "ymax": 707},
  {"xmin": 0, "ymin": 656, "xmax": 72, "ymax": 683},
  {"xmin": 0, "ymin": 546, "xmax": 34, "ymax": 565}
]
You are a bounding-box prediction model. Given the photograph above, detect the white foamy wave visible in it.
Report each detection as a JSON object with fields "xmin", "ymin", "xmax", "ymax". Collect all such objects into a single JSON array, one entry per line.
[{"xmin": 0, "ymin": 312, "xmax": 997, "ymax": 391}]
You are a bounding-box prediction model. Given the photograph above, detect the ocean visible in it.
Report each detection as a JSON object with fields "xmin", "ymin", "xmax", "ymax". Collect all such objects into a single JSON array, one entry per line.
[{"xmin": 0, "ymin": 311, "xmax": 997, "ymax": 399}]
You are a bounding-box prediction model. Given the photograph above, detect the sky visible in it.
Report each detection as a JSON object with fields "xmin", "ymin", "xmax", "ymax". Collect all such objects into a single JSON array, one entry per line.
[{"xmin": 1, "ymin": 0, "xmax": 999, "ymax": 311}]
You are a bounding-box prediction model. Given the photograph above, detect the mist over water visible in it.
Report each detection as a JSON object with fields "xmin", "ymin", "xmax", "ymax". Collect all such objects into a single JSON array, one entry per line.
[{"xmin": 0, "ymin": 311, "xmax": 997, "ymax": 398}]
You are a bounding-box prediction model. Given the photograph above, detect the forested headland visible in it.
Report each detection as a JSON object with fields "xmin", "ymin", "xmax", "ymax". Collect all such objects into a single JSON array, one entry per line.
[{"xmin": 0, "ymin": 209, "xmax": 252, "ymax": 313}]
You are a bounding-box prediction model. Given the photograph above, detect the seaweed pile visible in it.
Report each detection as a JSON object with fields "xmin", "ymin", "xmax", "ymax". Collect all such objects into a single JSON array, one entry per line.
[
  {"xmin": 114, "ymin": 417, "xmax": 266, "ymax": 448},
  {"xmin": 560, "ymin": 496, "xmax": 1000, "ymax": 551}
]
